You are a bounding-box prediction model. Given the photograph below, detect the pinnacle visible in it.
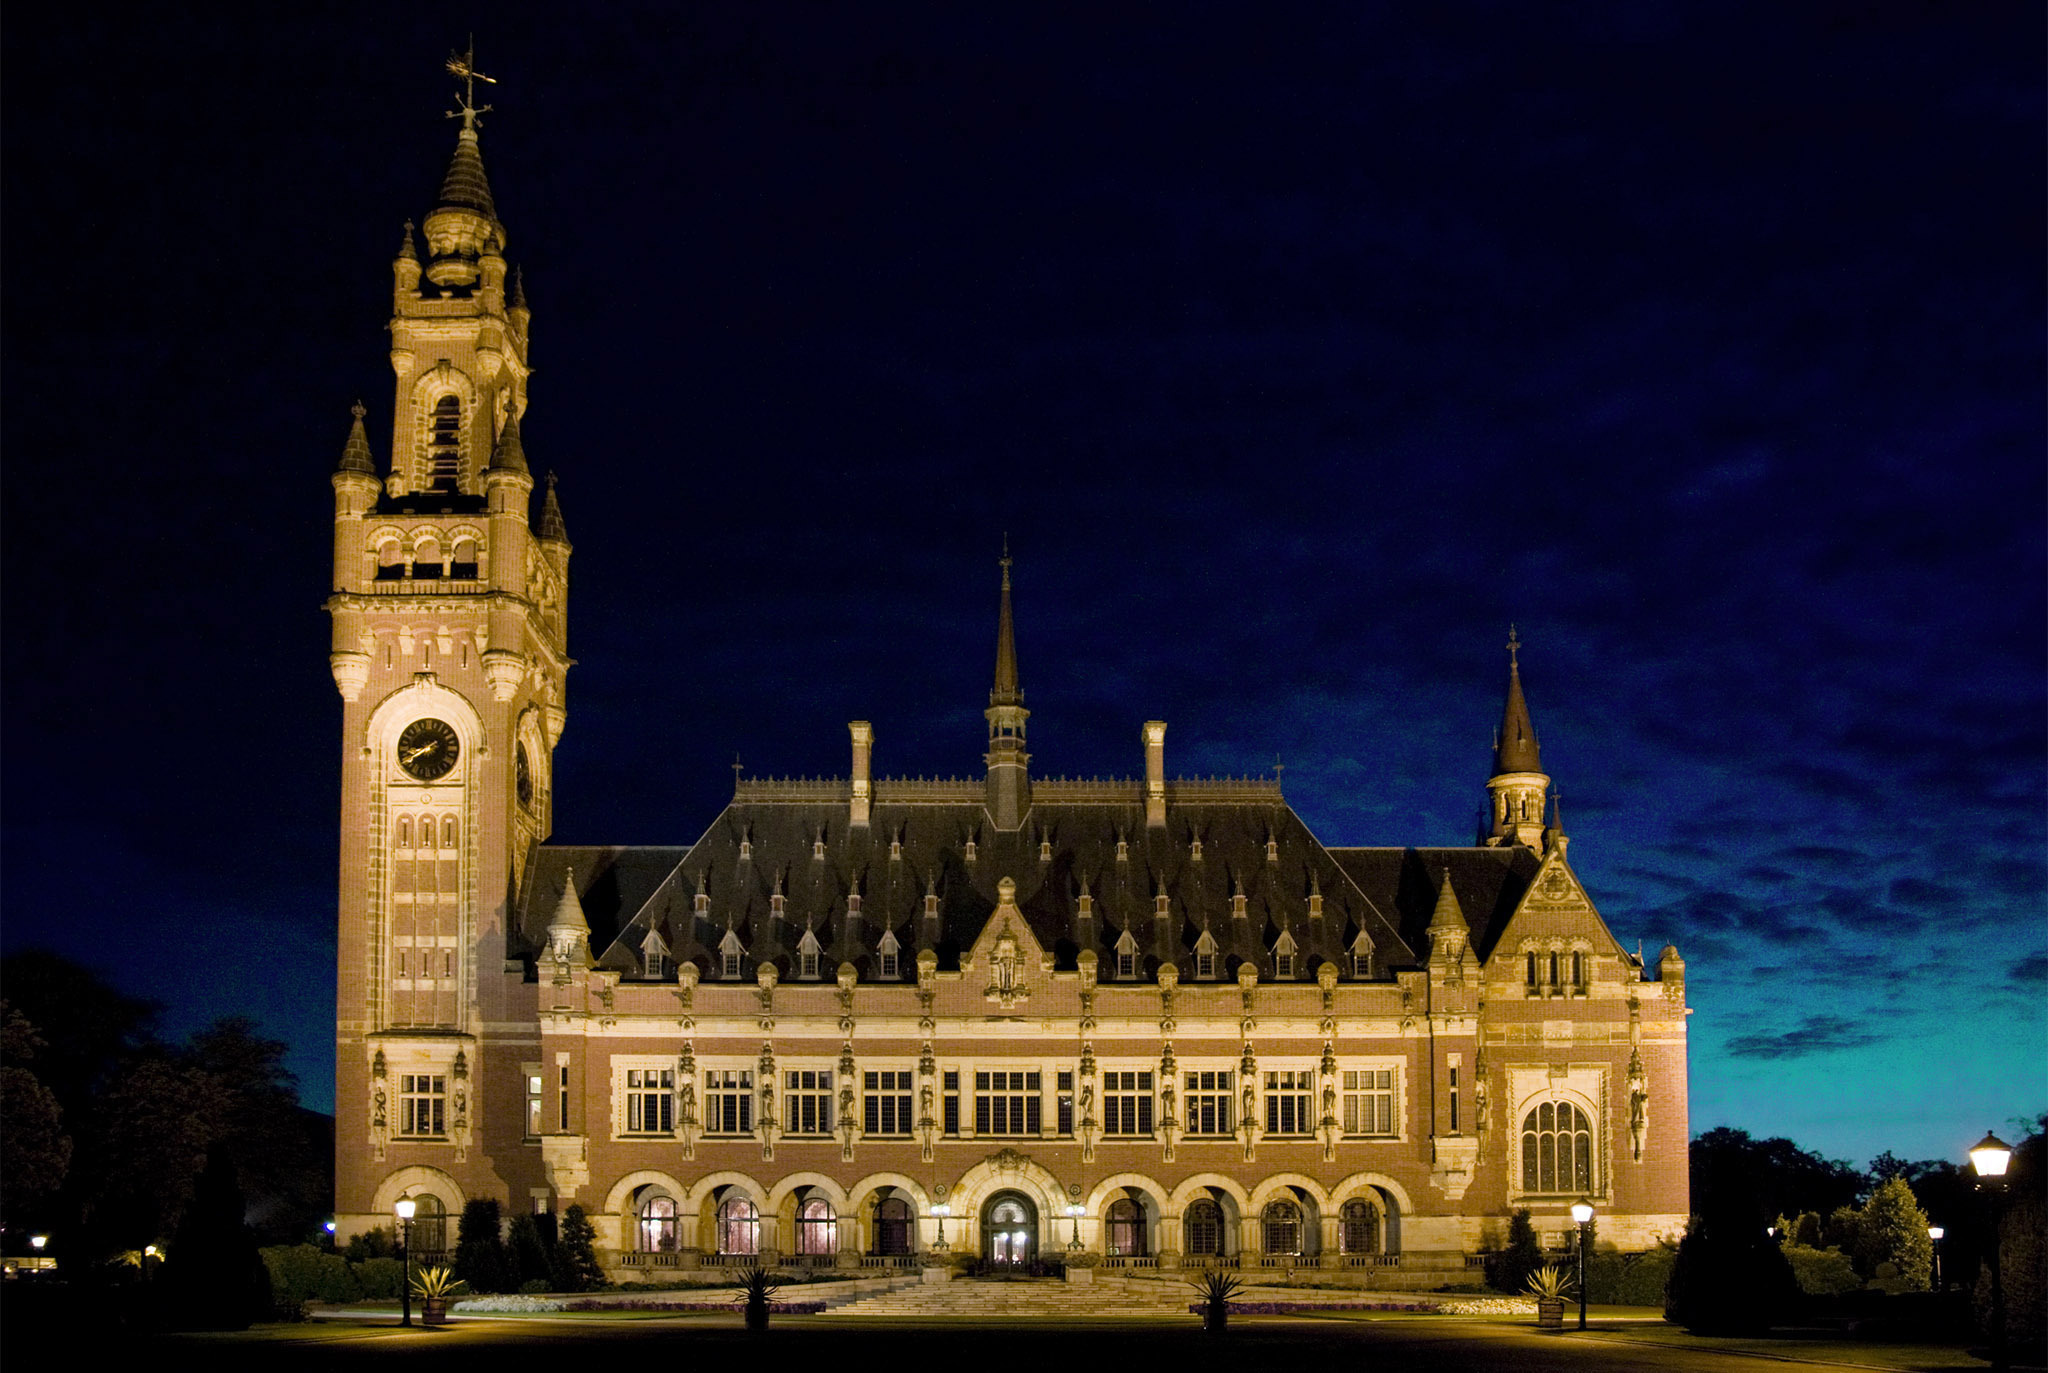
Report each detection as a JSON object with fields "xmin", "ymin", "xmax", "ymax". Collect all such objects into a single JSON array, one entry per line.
[
  {"xmin": 337, "ymin": 401, "xmax": 376, "ymax": 474},
  {"xmin": 991, "ymin": 544, "xmax": 1021, "ymax": 706},
  {"xmin": 548, "ymin": 867, "xmax": 589, "ymax": 935},
  {"xmin": 397, "ymin": 220, "xmax": 419, "ymax": 261},
  {"xmin": 510, "ymin": 264, "xmax": 529, "ymax": 311},
  {"xmin": 537, "ymin": 470, "xmax": 569, "ymax": 543},
  {"xmin": 1429, "ymin": 868, "xmax": 1468, "ymax": 932},
  {"xmin": 489, "ymin": 404, "xmax": 529, "ymax": 475}
]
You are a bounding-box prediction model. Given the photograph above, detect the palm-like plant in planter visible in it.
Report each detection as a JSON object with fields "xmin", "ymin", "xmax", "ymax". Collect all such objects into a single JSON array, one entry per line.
[
  {"xmin": 410, "ymin": 1266, "xmax": 469, "ymax": 1326},
  {"xmin": 735, "ymin": 1265, "xmax": 782, "ymax": 1332},
  {"xmin": 1524, "ymin": 1263, "xmax": 1574, "ymax": 1328},
  {"xmin": 1186, "ymin": 1270, "xmax": 1244, "ymax": 1334}
]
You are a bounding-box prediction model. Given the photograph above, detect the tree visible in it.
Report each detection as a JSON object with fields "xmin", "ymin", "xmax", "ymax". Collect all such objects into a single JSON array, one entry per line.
[
  {"xmin": 1855, "ymin": 1176, "xmax": 1932, "ymax": 1290},
  {"xmin": 454, "ymin": 1199, "xmax": 513, "ymax": 1293},
  {"xmin": 0, "ymin": 1005, "xmax": 71, "ymax": 1222},
  {"xmin": 1690, "ymin": 1128, "xmax": 1865, "ymax": 1229},
  {"xmin": 550, "ymin": 1205, "xmax": 604, "ymax": 1292},
  {"xmin": 1489, "ymin": 1208, "xmax": 1544, "ymax": 1295},
  {"xmin": 1666, "ymin": 1213, "xmax": 1802, "ymax": 1334},
  {"xmin": 507, "ymin": 1212, "xmax": 553, "ymax": 1287}
]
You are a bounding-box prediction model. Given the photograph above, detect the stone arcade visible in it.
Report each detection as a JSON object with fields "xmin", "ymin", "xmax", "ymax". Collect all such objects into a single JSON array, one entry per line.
[{"xmin": 328, "ymin": 90, "xmax": 1690, "ymax": 1287}]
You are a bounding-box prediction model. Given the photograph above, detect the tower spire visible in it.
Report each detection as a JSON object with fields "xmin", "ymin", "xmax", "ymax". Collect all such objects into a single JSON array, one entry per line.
[
  {"xmin": 336, "ymin": 401, "xmax": 376, "ymax": 475},
  {"xmin": 982, "ymin": 541, "xmax": 1030, "ymax": 830},
  {"xmin": 1485, "ymin": 627, "xmax": 1551, "ymax": 847}
]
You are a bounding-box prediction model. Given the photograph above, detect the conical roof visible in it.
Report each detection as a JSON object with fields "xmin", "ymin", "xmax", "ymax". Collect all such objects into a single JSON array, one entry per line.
[
  {"xmin": 489, "ymin": 405, "xmax": 529, "ymax": 475},
  {"xmin": 437, "ymin": 126, "xmax": 498, "ymax": 220},
  {"xmin": 337, "ymin": 402, "xmax": 376, "ymax": 474},
  {"xmin": 396, "ymin": 221, "xmax": 419, "ymax": 261},
  {"xmin": 1492, "ymin": 631, "xmax": 1542, "ymax": 775},
  {"xmin": 1427, "ymin": 869, "xmax": 1468, "ymax": 932},
  {"xmin": 537, "ymin": 471, "xmax": 569, "ymax": 543},
  {"xmin": 547, "ymin": 867, "xmax": 590, "ymax": 937}
]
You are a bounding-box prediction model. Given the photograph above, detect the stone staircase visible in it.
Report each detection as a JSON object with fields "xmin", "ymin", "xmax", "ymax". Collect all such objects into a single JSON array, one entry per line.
[{"xmin": 830, "ymin": 1274, "xmax": 1203, "ymax": 1319}]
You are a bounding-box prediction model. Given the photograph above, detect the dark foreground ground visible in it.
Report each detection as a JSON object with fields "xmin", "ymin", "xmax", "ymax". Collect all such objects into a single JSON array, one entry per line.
[{"xmin": 9, "ymin": 1309, "xmax": 2031, "ymax": 1373}]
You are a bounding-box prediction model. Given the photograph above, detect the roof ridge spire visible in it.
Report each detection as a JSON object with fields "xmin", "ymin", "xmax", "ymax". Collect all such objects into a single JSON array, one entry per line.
[
  {"xmin": 537, "ymin": 469, "xmax": 569, "ymax": 543},
  {"xmin": 991, "ymin": 535, "xmax": 1020, "ymax": 706},
  {"xmin": 1428, "ymin": 865, "xmax": 1468, "ymax": 932},
  {"xmin": 489, "ymin": 403, "xmax": 528, "ymax": 475}
]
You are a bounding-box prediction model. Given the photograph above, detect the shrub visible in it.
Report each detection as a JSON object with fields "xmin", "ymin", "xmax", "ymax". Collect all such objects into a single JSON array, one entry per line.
[
  {"xmin": 1583, "ymin": 1247, "xmax": 1676, "ymax": 1306},
  {"xmin": 345, "ymin": 1226, "xmax": 394, "ymax": 1261},
  {"xmin": 1782, "ymin": 1244, "xmax": 1862, "ymax": 1297},
  {"xmin": 1666, "ymin": 1215, "xmax": 1802, "ymax": 1334},
  {"xmin": 507, "ymin": 1212, "xmax": 553, "ymax": 1286},
  {"xmin": 262, "ymin": 1244, "xmax": 361, "ymax": 1305},
  {"xmin": 1488, "ymin": 1209, "xmax": 1544, "ymax": 1296},
  {"xmin": 550, "ymin": 1204, "xmax": 604, "ymax": 1292},
  {"xmin": 1855, "ymin": 1177, "xmax": 1932, "ymax": 1291},
  {"xmin": 352, "ymin": 1256, "xmax": 405, "ymax": 1298},
  {"xmin": 519, "ymin": 1277, "xmax": 553, "ymax": 1294}
]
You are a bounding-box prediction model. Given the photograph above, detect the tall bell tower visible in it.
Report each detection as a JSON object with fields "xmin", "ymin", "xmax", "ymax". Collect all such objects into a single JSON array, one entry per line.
[{"xmin": 328, "ymin": 54, "xmax": 570, "ymax": 1224}]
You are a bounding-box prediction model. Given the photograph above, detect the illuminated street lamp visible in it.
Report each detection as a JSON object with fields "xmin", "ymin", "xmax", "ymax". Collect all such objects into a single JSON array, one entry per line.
[
  {"xmin": 1569, "ymin": 1202, "xmax": 1594, "ymax": 1330},
  {"xmin": 1927, "ymin": 1226, "xmax": 1944, "ymax": 1291},
  {"xmin": 395, "ymin": 1198, "xmax": 418, "ymax": 1327},
  {"xmin": 1968, "ymin": 1133, "xmax": 2012, "ymax": 1372},
  {"xmin": 931, "ymin": 1203, "xmax": 951, "ymax": 1255},
  {"xmin": 1066, "ymin": 1203, "xmax": 1085, "ymax": 1252}
]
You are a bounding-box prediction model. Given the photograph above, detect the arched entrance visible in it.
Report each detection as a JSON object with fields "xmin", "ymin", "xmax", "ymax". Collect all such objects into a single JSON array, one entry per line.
[{"xmin": 981, "ymin": 1190, "xmax": 1037, "ymax": 1265}]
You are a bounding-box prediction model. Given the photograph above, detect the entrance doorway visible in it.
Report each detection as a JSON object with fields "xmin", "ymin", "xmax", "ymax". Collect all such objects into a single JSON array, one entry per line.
[{"xmin": 981, "ymin": 1191, "xmax": 1037, "ymax": 1265}]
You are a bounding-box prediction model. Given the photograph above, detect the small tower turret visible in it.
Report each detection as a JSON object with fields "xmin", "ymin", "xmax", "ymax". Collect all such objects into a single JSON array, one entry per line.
[
  {"xmin": 1485, "ymin": 627, "xmax": 1550, "ymax": 848},
  {"xmin": 393, "ymin": 221, "xmax": 422, "ymax": 299},
  {"xmin": 983, "ymin": 543, "xmax": 1031, "ymax": 830}
]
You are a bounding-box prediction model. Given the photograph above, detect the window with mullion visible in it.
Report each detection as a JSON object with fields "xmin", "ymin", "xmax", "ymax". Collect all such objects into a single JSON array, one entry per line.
[
  {"xmin": 784, "ymin": 1069, "xmax": 834, "ymax": 1135},
  {"xmin": 625, "ymin": 1067, "xmax": 674, "ymax": 1134},
  {"xmin": 1263, "ymin": 1069, "xmax": 1313, "ymax": 1136},
  {"xmin": 706, "ymin": 1069, "xmax": 754, "ymax": 1134},
  {"xmin": 399, "ymin": 1074, "xmax": 446, "ymax": 1137},
  {"xmin": 863, "ymin": 1070, "xmax": 913, "ymax": 1135},
  {"xmin": 1103, "ymin": 1070, "xmax": 1155, "ymax": 1136},
  {"xmin": 973, "ymin": 1070, "xmax": 1041, "ymax": 1136},
  {"xmin": 1341, "ymin": 1068, "xmax": 1395, "ymax": 1136},
  {"xmin": 1183, "ymin": 1070, "xmax": 1233, "ymax": 1136}
]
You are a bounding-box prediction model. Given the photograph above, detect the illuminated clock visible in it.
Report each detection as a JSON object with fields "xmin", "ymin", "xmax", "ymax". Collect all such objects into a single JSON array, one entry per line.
[
  {"xmin": 397, "ymin": 718, "xmax": 460, "ymax": 780},
  {"xmin": 516, "ymin": 741, "xmax": 534, "ymax": 808}
]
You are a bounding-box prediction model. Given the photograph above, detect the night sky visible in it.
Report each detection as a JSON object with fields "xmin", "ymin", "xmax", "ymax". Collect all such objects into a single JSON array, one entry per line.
[{"xmin": 4, "ymin": 4, "xmax": 2042, "ymax": 1167}]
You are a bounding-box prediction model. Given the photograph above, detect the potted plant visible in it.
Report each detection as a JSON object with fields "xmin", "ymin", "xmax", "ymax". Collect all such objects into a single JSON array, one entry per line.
[
  {"xmin": 410, "ymin": 1265, "xmax": 469, "ymax": 1326},
  {"xmin": 735, "ymin": 1264, "xmax": 781, "ymax": 1332},
  {"xmin": 1187, "ymin": 1269, "xmax": 1243, "ymax": 1335},
  {"xmin": 1525, "ymin": 1263, "xmax": 1572, "ymax": 1329}
]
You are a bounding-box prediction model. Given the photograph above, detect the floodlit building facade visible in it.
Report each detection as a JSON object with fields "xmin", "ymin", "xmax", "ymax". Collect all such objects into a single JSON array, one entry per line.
[{"xmin": 329, "ymin": 104, "xmax": 1691, "ymax": 1283}]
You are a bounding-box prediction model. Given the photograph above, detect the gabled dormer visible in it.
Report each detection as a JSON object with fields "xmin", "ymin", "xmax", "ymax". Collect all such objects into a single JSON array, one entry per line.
[
  {"xmin": 877, "ymin": 928, "xmax": 903, "ymax": 980},
  {"xmin": 796, "ymin": 926, "xmax": 823, "ymax": 980},
  {"xmin": 1193, "ymin": 928, "xmax": 1221, "ymax": 980},
  {"xmin": 639, "ymin": 928, "xmax": 670, "ymax": 980},
  {"xmin": 716, "ymin": 926, "xmax": 746, "ymax": 980},
  {"xmin": 1114, "ymin": 928, "xmax": 1140, "ymax": 980},
  {"xmin": 1271, "ymin": 928, "xmax": 1299, "ymax": 980}
]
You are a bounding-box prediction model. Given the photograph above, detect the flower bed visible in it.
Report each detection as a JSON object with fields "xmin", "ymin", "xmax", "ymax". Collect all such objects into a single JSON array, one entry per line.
[
  {"xmin": 454, "ymin": 1295, "xmax": 828, "ymax": 1315},
  {"xmin": 1181, "ymin": 1297, "xmax": 1539, "ymax": 1317},
  {"xmin": 454, "ymin": 1296, "xmax": 567, "ymax": 1313}
]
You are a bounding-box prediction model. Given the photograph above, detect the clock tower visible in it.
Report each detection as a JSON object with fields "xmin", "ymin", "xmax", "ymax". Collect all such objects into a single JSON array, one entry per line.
[{"xmin": 327, "ymin": 66, "xmax": 570, "ymax": 1220}]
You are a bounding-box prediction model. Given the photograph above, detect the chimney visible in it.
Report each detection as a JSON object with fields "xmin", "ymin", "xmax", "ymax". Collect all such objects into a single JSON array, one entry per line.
[
  {"xmin": 849, "ymin": 721, "xmax": 873, "ymax": 827},
  {"xmin": 1144, "ymin": 721, "xmax": 1168, "ymax": 828}
]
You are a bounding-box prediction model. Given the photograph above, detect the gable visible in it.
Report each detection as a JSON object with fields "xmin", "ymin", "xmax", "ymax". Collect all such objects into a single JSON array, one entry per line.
[{"xmin": 1480, "ymin": 848, "xmax": 1627, "ymax": 971}]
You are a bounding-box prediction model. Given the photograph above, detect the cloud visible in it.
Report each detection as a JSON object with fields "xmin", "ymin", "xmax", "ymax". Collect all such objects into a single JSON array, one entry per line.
[
  {"xmin": 1726, "ymin": 1014, "xmax": 1885, "ymax": 1061},
  {"xmin": 1886, "ymin": 876, "xmax": 1967, "ymax": 914},
  {"xmin": 2011, "ymin": 952, "xmax": 2048, "ymax": 988},
  {"xmin": 1765, "ymin": 844, "xmax": 1871, "ymax": 874}
]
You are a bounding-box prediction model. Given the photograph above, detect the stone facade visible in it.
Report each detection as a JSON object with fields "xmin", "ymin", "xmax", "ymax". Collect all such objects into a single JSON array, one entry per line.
[{"xmin": 329, "ymin": 109, "xmax": 1689, "ymax": 1280}]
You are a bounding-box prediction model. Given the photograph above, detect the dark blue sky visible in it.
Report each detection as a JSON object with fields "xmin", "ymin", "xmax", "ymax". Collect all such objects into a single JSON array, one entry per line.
[{"xmin": 4, "ymin": 3, "xmax": 2042, "ymax": 1166}]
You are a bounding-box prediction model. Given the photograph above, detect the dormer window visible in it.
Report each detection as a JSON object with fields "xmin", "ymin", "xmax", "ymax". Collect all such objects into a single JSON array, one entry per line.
[
  {"xmin": 813, "ymin": 829, "xmax": 826, "ymax": 861},
  {"xmin": 1266, "ymin": 834, "xmax": 1278, "ymax": 863},
  {"xmin": 878, "ymin": 930, "xmax": 901, "ymax": 980},
  {"xmin": 641, "ymin": 930, "xmax": 670, "ymax": 980},
  {"xmin": 1272, "ymin": 931, "xmax": 1298, "ymax": 980},
  {"xmin": 718, "ymin": 929, "xmax": 745, "ymax": 980},
  {"xmin": 723, "ymin": 951, "xmax": 742, "ymax": 979},
  {"xmin": 1194, "ymin": 930, "xmax": 1220, "ymax": 980},
  {"xmin": 1115, "ymin": 930, "xmax": 1139, "ymax": 980},
  {"xmin": 797, "ymin": 929, "xmax": 822, "ymax": 980},
  {"xmin": 1349, "ymin": 933, "xmax": 1374, "ymax": 979},
  {"xmin": 1116, "ymin": 836, "xmax": 1129, "ymax": 862}
]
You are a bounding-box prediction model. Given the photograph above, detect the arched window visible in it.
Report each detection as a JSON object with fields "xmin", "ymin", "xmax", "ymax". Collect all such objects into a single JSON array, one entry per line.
[
  {"xmin": 427, "ymin": 395, "xmax": 462, "ymax": 490},
  {"xmin": 376, "ymin": 539, "xmax": 404, "ymax": 580},
  {"xmin": 417, "ymin": 818, "xmax": 434, "ymax": 850},
  {"xmin": 442, "ymin": 816, "xmax": 458, "ymax": 848},
  {"xmin": 638, "ymin": 1193, "xmax": 678, "ymax": 1253},
  {"xmin": 409, "ymin": 1194, "xmax": 448, "ymax": 1256},
  {"xmin": 873, "ymin": 1196, "xmax": 912, "ymax": 1256},
  {"xmin": 449, "ymin": 537, "xmax": 478, "ymax": 579},
  {"xmin": 1262, "ymin": 1199, "xmax": 1302, "ymax": 1256},
  {"xmin": 1521, "ymin": 1100, "xmax": 1594, "ymax": 1193},
  {"xmin": 797, "ymin": 1197, "xmax": 837, "ymax": 1256},
  {"xmin": 412, "ymin": 535, "xmax": 443, "ymax": 580},
  {"xmin": 716, "ymin": 1196, "xmax": 759, "ymax": 1256},
  {"xmin": 1184, "ymin": 1198, "xmax": 1223, "ymax": 1256},
  {"xmin": 1340, "ymin": 1199, "xmax": 1380, "ymax": 1254},
  {"xmin": 396, "ymin": 816, "xmax": 411, "ymax": 848},
  {"xmin": 1107, "ymin": 1198, "xmax": 1146, "ymax": 1257}
]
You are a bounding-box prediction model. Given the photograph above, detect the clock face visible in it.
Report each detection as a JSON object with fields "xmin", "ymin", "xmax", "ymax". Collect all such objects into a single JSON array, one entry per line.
[
  {"xmin": 516, "ymin": 742, "xmax": 534, "ymax": 808},
  {"xmin": 397, "ymin": 718, "xmax": 460, "ymax": 780}
]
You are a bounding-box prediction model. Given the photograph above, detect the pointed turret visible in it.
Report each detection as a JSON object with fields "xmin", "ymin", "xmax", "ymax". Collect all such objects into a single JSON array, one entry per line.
[
  {"xmin": 1428, "ymin": 869, "xmax": 1468, "ymax": 934},
  {"xmin": 336, "ymin": 402, "xmax": 376, "ymax": 475},
  {"xmin": 546, "ymin": 866, "xmax": 591, "ymax": 965},
  {"xmin": 489, "ymin": 404, "xmax": 529, "ymax": 476},
  {"xmin": 438, "ymin": 123, "xmax": 498, "ymax": 219},
  {"xmin": 1485, "ymin": 627, "xmax": 1552, "ymax": 848},
  {"xmin": 1427, "ymin": 866, "xmax": 1470, "ymax": 969},
  {"xmin": 982, "ymin": 542, "xmax": 1031, "ymax": 830},
  {"xmin": 423, "ymin": 119, "xmax": 503, "ymax": 289},
  {"xmin": 537, "ymin": 471, "xmax": 570, "ymax": 545}
]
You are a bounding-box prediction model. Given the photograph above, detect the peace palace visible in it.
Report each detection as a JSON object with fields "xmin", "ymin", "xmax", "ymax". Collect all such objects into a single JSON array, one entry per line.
[{"xmin": 327, "ymin": 94, "xmax": 1691, "ymax": 1286}]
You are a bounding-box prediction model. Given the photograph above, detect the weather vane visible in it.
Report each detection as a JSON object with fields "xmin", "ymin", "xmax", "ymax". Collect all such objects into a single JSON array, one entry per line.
[
  {"xmin": 446, "ymin": 36, "xmax": 497, "ymax": 131},
  {"xmin": 1506, "ymin": 622, "xmax": 1521, "ymax": 667}
]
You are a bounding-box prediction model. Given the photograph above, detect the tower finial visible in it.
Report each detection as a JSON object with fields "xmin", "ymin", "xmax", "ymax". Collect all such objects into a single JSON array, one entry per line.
[
  {"xmin": 991, "ymin": 540, "xmax": 1019, "ymax": 705},
  {"xmin": 1492, "ymin": 630, "xmax": 1540, "ymax": 775},
  {"xmin": 445, "ymin": 36, "xmax": 497, "ymax": 132}
]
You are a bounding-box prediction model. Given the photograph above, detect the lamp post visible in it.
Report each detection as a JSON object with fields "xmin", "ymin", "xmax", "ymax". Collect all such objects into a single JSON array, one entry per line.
[
  {"xmin": 142, "ymin": 1243, "xmax": 158, "ymax": 1288},
  {"xmin": 1968, "ymin": 1132, "xmax": 2012, "ymax": 1372},
  {"xmin": 1066, "ymin": 1203, "xmax": 1085, "ymax": 1252},
  {"xmin": 1569, "ymin": 1202, "xmax": 1594, "ymax": 1330},
  {"xmin": 1927, "ymin": 1226, "xmax": 1943, "ymax": 1291},
  {"xmin": 324, "ymin": 1220, "xmax": 338, "ymax": 1251},
  {"xmin": 931, "ymin": 1203, "xmax": 950, "ymax": 1256},
  {"xmin": 29, "ymin": 1234, "xmax": 47, "ymax": 1278},
  {"xmin": 395, "ymin": 1198, "xmax": 418, "ymax": 1328}
]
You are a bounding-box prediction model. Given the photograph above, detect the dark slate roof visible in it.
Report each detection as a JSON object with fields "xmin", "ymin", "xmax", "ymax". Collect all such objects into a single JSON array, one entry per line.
[
  {"xmin": 1325, "ymin": 845, "xmax": 1543, "ymax": 962},
  {"xmin": 437, "ymin": 128, "xmax": 498, "ymax": 220},
  {"xmin": 513, "ymin": 782, "xmax": 1422, "ymax": 983},
  {"xmin": 518, "ymin": 845, "xmax": 692, "ymax": 958}
]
